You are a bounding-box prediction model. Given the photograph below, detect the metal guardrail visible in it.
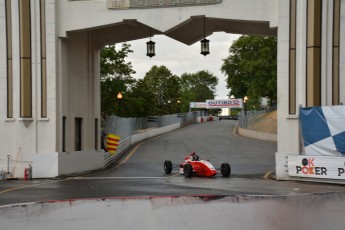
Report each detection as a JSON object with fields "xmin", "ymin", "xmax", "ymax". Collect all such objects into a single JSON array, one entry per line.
[
  {"xmin": 102, "ymin": 112, "xmax": 199, "ymax": 168},
  {"xmin": 104, "ymin": 137, "xmax": 131, "ymax": 168}
]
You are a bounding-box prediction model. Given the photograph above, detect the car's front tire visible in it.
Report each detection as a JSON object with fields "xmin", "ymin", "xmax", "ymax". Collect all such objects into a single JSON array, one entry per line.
[
  {"xmin": 164, "ymin": 160, "xmax": 173, "ymax": 174},
  {"xmin": 183, "ymin": 163, "xmax": 193, "ymax": 177},
  {"xmin": 220, "ymin": 163, "xmax": 231, "ymax": 177}
]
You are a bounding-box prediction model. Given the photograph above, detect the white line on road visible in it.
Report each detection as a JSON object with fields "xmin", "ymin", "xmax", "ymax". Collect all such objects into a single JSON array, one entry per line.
[{"xmin": 72, "ymin": 176, "xmax": 173, "ymax": 180}]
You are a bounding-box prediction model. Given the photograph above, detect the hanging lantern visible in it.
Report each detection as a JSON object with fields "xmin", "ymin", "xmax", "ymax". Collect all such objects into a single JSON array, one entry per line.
[
  {"xmin": 146, "ymin": 39, "xmax": 155, "ymax": 58},
  {"xmin": 146, "ymin": 28, "xmax": 155, "ymax": 58},
  {"xmin": 200, "ymin": 38, "xmax": 210, "ymax": 56},
  {"xmin": 200, "ymin": 17, "xmax": 210, "ymax": 56}
]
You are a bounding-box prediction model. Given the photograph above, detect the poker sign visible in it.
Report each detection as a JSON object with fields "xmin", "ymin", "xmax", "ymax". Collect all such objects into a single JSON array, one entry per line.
[{"xmin": 288, "ymin": 155, "xmax": 345, "ymax": 180}]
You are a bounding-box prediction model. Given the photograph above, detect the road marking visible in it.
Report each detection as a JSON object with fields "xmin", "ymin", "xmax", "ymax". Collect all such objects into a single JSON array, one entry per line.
[
  {"xmin": 72, "ymin": 176, "xmax": 171, "ymax": 180},
  {"xmin": 0, "ymin": 127, "xmax": 182, "ymax": 195},
  {"xmin": 0, "ymin": 178, "xmax": 70, "ymax": 195},
  {"xmin": 114, "ymin": 129, "xmax": 179, "ymax": 169},
  {"xmin": 263, "ymin": 170, "xmax": 274, "ymax": 180}
]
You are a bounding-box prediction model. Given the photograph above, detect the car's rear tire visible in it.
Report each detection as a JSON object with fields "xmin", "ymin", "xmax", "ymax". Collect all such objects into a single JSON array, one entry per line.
[
  {"xmin": 221, "ymin": 163, "xmax": 231, "ymax": 177},
  {"xmin": 183, "ymin": 164, "xmax": 193, "ymax": 177},
  {"xmin": 164, "ymin": 160, "xmax": 173, "ymax": 174}
]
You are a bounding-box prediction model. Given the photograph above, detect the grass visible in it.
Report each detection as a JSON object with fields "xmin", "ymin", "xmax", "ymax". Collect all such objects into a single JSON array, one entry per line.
[{"xmin": 247, "ymin": 110, "xmax": 277, "ymax": 134}]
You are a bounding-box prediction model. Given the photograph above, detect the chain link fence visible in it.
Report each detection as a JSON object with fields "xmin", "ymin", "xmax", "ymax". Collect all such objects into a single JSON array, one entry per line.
[
  {"xmin": 238, "ymin": 110, "xmax": 277, "ymax": 134},
  {"xmin": 102, "ymin": 112, "xmax": 199, "ymax": 168},
  {"xmin": 103, "ymin": 112, "xmax": 198, "ymax": 140}
]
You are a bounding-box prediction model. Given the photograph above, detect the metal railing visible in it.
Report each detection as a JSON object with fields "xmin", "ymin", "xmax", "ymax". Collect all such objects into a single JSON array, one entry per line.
[
  {"xmin": 238, "ymin": 110, "xmax": 277, "ymax": 134},
  {"xmin": 102, "ymin": 112, "xmax": 198, "ymax": 168}
]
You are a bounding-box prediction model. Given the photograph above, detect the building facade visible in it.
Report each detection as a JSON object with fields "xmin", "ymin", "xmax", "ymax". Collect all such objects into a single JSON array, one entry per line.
[{"xmin": 0, "ymin": 0, "xmax": 343, "ymax": 179}]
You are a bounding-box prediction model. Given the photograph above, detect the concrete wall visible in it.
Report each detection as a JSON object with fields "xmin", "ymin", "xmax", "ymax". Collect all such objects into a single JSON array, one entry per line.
[
  {"xmin": 131, "ymin": 123, "xmax": 181, "ymax": 146},
  {"xmin": 56, "ymin": 0, "xmax": 278, "ymax": 37},
  {"xmin": 2, "ymin": 194, "xmax": 345, "ymax": 230},
  {"xmin": 58, "ymin": 32, "xmax": 100, "ymax": 152},
  {"xmin": 32, "ymin": 123, "xmax": 182, "ymax": 178},
  {"xmin": 237, "ymin": 126, "xmax": 277, "ymax": 143},
  {"xmin": 0, "ymin": 0, "xmax": 57, "ymax": 178}
]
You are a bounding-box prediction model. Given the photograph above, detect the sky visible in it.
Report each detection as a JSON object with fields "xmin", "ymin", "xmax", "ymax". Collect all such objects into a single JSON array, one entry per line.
[{"xmin": 123, "ymin": 32, "xmax": 240, "ymax": 99}]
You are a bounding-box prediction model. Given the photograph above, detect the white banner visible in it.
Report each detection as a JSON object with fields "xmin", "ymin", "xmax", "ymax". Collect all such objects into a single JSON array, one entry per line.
[
  {"xmin": 206, "ymin": 99, "xmax": 243, "ymax": 109},
  {"xmin": 190, "ymin": 102, "xmax": 207, "ymax": 109},
  {"xmin": 288, "ymin": 155, "xmax": 345, "ymax": 180}
]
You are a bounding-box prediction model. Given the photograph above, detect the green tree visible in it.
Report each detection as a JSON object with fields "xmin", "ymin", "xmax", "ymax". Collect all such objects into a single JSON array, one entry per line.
[
  {"xmin": 100, "ymin": 44, "xmax": 136, "ymax": 119},
  {"xmin": 132, "ymin": 65, "xmax": 181, "ymax": 116},
  {"xmin": 127, "ymin": 79, "xmax": 156, "ymax": 117},
  {"xmin": 179, "ymin": 70, "xmax": 218, "ymax": 112},
  {"xmin": 221, "ymin": 35, "xmax": 277, "ymax": 109}
]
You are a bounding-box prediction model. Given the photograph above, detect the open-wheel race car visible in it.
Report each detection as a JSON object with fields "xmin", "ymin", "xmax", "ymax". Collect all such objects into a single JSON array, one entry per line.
[{"xmin": 164, "ymin": 152, "xmax": 231, "ymax": 177}]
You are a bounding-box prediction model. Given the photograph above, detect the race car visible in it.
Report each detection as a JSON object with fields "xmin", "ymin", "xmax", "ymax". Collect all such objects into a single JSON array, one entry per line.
[{"xmin": 164, "ymin": 152, "xmax": 231, "ymax": 177}]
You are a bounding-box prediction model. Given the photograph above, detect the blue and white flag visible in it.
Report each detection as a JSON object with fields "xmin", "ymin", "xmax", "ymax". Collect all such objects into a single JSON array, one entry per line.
[{"xmin": 300, "ymin": 106, "xmax": 345, "ymax": 156}]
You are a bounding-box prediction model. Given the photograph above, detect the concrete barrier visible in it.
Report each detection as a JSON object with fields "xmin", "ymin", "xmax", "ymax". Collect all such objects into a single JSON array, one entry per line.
[
  {"xmin": 131, "ymin": 123, "xmax": 181, "ymax": 145},
  {"xmin": 1, "ymin": 194, "xmax": 345, "ymax": 230},
  {"xmin": 32, "ymin": 123, "xmax": 182, "ymax": 178},
  {"xmin": 32, "ymin": 150, "xmax": 104, "ymax": 178},
  {"xmin": 237, "ymin": 126, "xmax": 277, "ymax": 142}
]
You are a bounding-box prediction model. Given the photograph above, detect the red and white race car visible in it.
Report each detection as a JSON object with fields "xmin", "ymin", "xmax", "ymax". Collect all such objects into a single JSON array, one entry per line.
[{"xmin": 164, "ymin": 152, "xmax": 231, "ymax": 177}]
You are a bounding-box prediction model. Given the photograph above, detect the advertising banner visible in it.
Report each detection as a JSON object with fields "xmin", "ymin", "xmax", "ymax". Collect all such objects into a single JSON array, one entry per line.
[
  {"xmin": 206, "ymin": 99, "xmax": 243, "ymax": 109},
  {"xmin": 190, "ymin": 102, "xmax": 207, "ymax": 109},
  {"xmin": 288, "ymin": 155, "xmax": 345, "ymax": 180},
  {"xmin": 300, "ymin": 106, "xmax": 345, "ymax": 156}
]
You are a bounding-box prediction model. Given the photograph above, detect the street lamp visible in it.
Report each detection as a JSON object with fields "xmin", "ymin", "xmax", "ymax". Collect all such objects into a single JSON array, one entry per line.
[
  {"xmin": 117, "ymin": 92, "xmax": 123, "ymax": 117},
  {"xmin": 177, "ymin": 100, "xmax": 181, "ymax": 113},
  {"xmin": 146, "ymin": 28, "xmax": 155, "ymax": 58},
  {"xmin": 200, "ymin": 17, "xmax": 210, "ymax": 56},
  {"xmin": 243, "ymin": 95, "xmax": 248, "ymax": 128}
]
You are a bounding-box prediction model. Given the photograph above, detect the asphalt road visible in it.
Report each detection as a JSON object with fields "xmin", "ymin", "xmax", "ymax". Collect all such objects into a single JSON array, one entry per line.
[{"xmin": 1, "ymin": 120, "xmax": 345, "ymax": 206}]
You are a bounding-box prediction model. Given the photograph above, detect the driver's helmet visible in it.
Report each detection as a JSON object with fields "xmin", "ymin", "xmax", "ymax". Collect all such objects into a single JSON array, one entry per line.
[{"xmin": 193, "ymin": 155, "xmax": 200, "ymax": 161}]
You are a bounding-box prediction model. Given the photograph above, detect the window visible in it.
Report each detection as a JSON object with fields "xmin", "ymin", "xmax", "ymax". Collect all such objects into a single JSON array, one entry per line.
[
  {"xmin": 289, "ymin": 0, "xmax": 297, "ymax": 114},
  {"xmin": 95, "ymin": 119, "xmax": 98, "ymax": 150},
  {"xmin": 62, "ymin": 116, "xmax": 66, "ymax": 152},
  {"xmin": 6, "ymin": 0, "xmax": 13, "ymax": 118},
  {"xmin": 19, "ymin": 0, "xmax": 32, "ymax": 117},
  {"xmin": 40, "ymin": 0, "xmax": 47, "ymax": 117},
  {"xmin": 75, "ymin": 118, "xmax": 82, "ymax": 151},
  {"xmin": 306, "ymin": 0, "xmax": 322, "ymax": 107}
]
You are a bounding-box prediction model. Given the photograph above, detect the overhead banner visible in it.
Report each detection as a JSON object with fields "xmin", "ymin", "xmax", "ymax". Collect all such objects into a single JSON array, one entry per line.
[
  {"xmin": 190, "ymin": 102, "xmax": 207, "ymax": 109},
  {"xmin": 288, "ymin": 155, "xmax": 345, "ymax": 180},
  {"xmin": 300, "ymin": 106, "xmax": 345, "ymax": 156},
  {"xmin": 206, "ymin": 99, "xmax": 243, "ymax": 109}
]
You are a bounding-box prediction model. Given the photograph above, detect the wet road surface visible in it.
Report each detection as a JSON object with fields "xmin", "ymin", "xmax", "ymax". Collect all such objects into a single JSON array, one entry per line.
[{"xmin": 1, "ymin": 121, "xmax": 345, "ymax": 206}]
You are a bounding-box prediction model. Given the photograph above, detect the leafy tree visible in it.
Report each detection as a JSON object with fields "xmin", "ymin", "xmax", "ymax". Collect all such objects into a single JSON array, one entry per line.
[
  {"xmin": 137, "ymin": 65, "xmax": 181, "ymax": 115},
  {"xmin": 127, "ymin": 79, "xmax": 157, "ymax": 117},
  {"xmin": 221, "ymin": 35, "xmax": 277, "ymax": 109},
  {"xmin": 179, "ymin": 70, "xmax": 218, "ymax": 112},
  {"xmin": 100, "ymin": 44, "xmax": 136, "ymax": 119}
]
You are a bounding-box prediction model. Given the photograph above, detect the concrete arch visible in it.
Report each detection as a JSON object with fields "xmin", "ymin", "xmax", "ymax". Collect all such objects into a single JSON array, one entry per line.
[{"xmin": 1, "ymin": 0, "xmax": 344, "ymax": 182}]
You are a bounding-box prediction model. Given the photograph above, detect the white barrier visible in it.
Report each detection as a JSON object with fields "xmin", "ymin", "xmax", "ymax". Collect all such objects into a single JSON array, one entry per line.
[
  {"xmin": 1, "ymin": 194, "xmax": 345, "ymax": 230},
  {"xmin": 32, "ymin": 123, "xmax": 182, "ymax": 178},
  {"xmin": 130, "ymin": 123, "xmax": 181, "ymax": 145},
  {"xmin": 237, "ymin": 126, "xmax": 277, "ymax": 142},
  {"xmin": 32, "ymin": 150, "xmax": 104, "ymax": 178}
]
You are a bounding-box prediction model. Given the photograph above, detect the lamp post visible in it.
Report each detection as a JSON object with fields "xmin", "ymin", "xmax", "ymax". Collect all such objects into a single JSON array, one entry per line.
[
  {"xmin": 177, "ymin": 100, "xmax": 181, "ymax": 113},
  {"xmin": 146, "ymin": 28, "xmax": 155, "ymax": 58},
  {"xmin": 244, "ymin": 95, "xmax": 248, "ymax": 129},
  {"xmin": 117, "ymin": 92, "xmax": 123, "ymax": 117},
  {"xmin": 200, "ymin": 17, "xmax": 210, "ymax": 56}
]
